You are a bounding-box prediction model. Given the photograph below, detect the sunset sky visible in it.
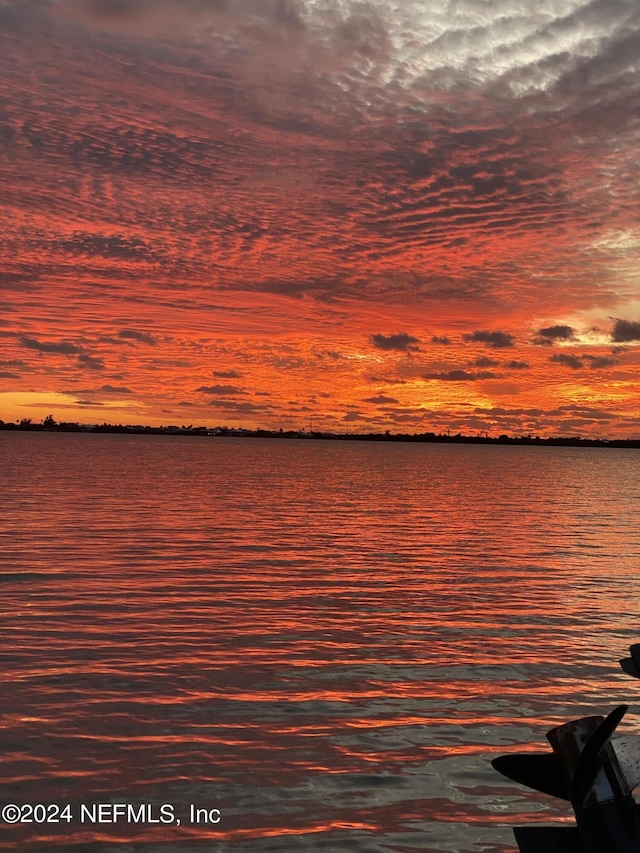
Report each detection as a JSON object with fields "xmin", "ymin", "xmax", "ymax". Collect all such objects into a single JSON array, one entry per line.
[{"xmin": 2, "ymin": 0, "xmax": 640, "ymax": 436}]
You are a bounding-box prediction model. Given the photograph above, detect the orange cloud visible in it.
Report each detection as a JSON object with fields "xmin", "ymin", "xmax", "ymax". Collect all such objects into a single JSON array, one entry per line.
[{"xmin": 1, "ymin": 1, "xmax": 640, "ymax": 436}]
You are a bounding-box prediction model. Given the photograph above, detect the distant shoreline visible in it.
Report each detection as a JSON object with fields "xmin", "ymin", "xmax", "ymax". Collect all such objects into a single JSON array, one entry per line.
[{"xmin": 2, "ymin": 420, "xmax": 639, "ymax": 448}]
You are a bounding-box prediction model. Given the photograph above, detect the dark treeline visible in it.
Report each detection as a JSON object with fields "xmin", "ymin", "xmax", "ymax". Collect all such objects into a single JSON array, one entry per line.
[{"xmin": 2, "ymin": 415, "xmax": 639, "ymax": 448}]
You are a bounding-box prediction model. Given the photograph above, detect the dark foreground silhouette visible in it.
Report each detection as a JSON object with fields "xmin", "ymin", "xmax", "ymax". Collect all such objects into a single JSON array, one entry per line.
[{"xmin": 493, "ymin": 644, "xmax": 640, "ymax": 852}]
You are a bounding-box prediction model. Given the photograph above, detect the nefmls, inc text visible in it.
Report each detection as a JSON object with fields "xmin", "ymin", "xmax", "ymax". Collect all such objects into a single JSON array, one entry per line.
[{"xmin": 80, "ymin": 803, "xmax": 177, "ymax": 823}]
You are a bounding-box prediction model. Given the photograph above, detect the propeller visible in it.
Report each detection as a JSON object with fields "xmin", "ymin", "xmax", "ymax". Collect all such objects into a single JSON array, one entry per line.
[
  {"xmin": 619, "ymin": 644, "xmax": 640, "ymax": 679},
  {"xmin": 492, "ymin": 752, "xmax": 569, "ymax": 800},
  {"xmin": 491, "ymin": 644, "xmax": 640, "ymax": 853},
  {"xmin": 492, "ymin": 705, "xmax": 631, "ymax": 805},
  {"xmin": 493, "ymin": 705, "xmax": 640, "ymax": 853},
  {"xmin": 571, "ymin": 704, "xmax": 628, "ymax": 806}
]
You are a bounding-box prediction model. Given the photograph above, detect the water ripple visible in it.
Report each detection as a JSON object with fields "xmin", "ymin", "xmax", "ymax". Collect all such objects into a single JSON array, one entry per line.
[{"xmin": 1, "ymin": 433, "xmax": 639, "ymax": 851}]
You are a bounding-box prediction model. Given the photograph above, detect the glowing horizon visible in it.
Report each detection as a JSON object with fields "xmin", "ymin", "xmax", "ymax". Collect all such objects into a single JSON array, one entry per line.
[{"xmin": 1, "ymin": 0, "xmax": 639, "ymax": 437}]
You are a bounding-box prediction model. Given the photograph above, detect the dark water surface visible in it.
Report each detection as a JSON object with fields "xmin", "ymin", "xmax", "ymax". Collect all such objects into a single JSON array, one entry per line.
[{"xmin": 1, "ymin": 432, "xmax": 639, "ymax": 852}]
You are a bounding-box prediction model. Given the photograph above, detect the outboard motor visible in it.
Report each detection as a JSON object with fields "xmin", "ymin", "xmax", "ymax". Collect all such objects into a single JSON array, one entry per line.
[{"xmin": 492, "ymin": 644, "xmax": 640, "ymax": 853}]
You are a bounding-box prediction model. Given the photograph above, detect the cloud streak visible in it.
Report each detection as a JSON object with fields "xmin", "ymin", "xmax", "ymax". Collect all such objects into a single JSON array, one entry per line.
[
  {"xmin": 19, "ymin": 335, "xmax": 81, "ymax": 355},
  {"xmin": 463, "ymin": 331, "xmax": 515, "ymax": 349},
  {"xmin": 370, "ymin": 333, "xmax": 420, "ymax": 352}
]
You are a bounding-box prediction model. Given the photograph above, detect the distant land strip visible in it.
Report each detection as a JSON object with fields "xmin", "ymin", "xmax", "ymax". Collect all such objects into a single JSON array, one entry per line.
[{"xmin": 1, "ymin": 417, "xmax": 639, "ymax": 449}]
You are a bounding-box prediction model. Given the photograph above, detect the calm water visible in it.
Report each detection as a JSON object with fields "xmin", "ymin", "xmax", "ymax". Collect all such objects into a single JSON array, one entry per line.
[{"xmin": 1, "ymin": 432, "xmax": 639, "ymax": 853}]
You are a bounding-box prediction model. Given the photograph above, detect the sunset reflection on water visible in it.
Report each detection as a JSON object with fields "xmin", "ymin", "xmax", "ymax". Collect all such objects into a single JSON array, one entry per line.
[{"xmin": 1, "ymin": 433, "xmax": 639, "ymax": 852}]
